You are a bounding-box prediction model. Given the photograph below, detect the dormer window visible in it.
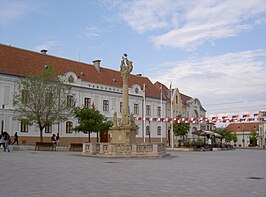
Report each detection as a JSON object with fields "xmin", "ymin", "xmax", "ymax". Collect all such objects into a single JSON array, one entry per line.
[
  {"xmin": 135, "ymin": 87, "xmax": 139, "ymax": 94},
  {"xmin": 68, "ymin": 75, "xmax": 74, "ymax": 83}
]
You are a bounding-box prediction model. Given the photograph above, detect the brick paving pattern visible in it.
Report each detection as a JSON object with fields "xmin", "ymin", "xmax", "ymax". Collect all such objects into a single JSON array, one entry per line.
[{"xmin": 0, "ymin": 149, "xmax": 265, "ymax": 197}]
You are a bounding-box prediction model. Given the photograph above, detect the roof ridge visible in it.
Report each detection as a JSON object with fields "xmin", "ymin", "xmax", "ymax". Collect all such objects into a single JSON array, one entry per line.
[
  {"xmin": 0, "ymin": 43, "xmax": 97, "ymax": 67},
  {"xmin": 0, "ymin": 43, "xmax": 149, "ymax": 77}
]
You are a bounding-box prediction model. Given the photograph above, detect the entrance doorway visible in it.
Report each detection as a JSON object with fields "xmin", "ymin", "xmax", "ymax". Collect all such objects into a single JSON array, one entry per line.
[{"xmin": 100, "ymin": 130, "xmax": 108, "ymax": 142}]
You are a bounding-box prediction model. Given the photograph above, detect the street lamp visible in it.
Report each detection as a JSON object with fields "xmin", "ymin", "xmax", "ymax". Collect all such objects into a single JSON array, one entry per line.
[
  {"xmin": 1, "ymin": 104, "xmax": 4, "ymax": 133},
  {"xmin": 239, "ymin": 122, "xmax": 245, "ymax": 147},
  {"xmin": 242, "ymin": 130, "xmax": 245, "ymax": 147}
]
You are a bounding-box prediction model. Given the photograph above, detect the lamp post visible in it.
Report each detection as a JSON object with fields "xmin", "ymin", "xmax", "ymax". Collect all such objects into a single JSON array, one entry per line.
[
  {"xmin": 1, "ymin": 104, "xmax": 5, "ymax": 133},
  {"xmin": 242, "ymin": 130, "xmax": 245, "ymax": 147}
]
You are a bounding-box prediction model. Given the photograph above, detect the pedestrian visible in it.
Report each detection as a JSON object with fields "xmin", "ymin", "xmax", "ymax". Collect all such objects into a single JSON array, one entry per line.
[
  {"xmin": 208, "ymin": 137, "xmax": 212, "ymax": 145},
  {"xmin": 12, "ymin": 132, "xmax": 19, "ymax": 145},
  {"xmin": 51, "ymin": 134, "xmax": 56, "ymax": 145},
  {"xmin": 56, "ymin": 133, "xmax": 60, "ymax": 146},
  {"xmin": 3, "ymin": 131, "xmax": 11, "ymax": 152},
  {"xmin": 0, "ymin": 131, "xmax": 4, "ymax": 148}
]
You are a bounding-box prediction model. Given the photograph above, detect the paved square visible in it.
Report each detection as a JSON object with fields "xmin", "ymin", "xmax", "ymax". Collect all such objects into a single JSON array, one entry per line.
[{"xmin": 1, "ymin": 149, "xmax": 265, "ymax": 197}]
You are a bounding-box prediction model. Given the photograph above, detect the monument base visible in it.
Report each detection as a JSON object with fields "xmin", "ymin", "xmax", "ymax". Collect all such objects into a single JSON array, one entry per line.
[
  {"xmin": 82, "ymin": 142, "xmax": 169, "ymax": 158},
  {"xmin": 110, "ymin": 125, "xmax": 137, "ymax": 144}
]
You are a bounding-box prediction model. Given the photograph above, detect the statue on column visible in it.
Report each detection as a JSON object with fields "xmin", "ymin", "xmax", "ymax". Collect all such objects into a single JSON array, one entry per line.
[
  {"xmin": 120, "ymin": 54, "xmax": 133, "ymax": 78},
  {"xmin": 110, "ymin": 54, "xmax": 138, "ymax": 144}
]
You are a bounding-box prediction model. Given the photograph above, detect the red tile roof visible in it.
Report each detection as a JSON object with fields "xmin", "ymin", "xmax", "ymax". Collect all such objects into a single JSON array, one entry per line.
[
  {"xmin": 180, "ymin": 93, "xmax": 192, "ymax": 104},
  {"xmin": 154, "ymin": 81, "xmax": 194, "ymax": 104},
  {"xmin": 154, "ymin": 81, "xmax": 168, "ymax": 100},
  {"xmin": 0, "ymin": 44, "xmax": 160, "ymax": 99},
  {"xmin": 225, "ymin": 122, "xmax": 259, "ymax": 132}
]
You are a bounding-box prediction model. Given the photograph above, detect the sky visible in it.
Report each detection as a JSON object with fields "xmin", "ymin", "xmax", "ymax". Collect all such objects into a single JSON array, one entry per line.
[{"xmin": 1, "ymin": 0, "xmax": 266, "ymax": 118}]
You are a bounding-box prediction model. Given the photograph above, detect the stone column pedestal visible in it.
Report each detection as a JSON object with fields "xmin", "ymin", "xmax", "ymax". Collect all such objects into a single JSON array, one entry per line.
[{"xmin": 110, "ymin": 125, "xmax": 137, "ymax": 144}]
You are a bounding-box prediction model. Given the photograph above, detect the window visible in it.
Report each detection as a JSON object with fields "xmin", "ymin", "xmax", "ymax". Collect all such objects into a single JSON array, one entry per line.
[
  {"xmin": 4, "ymin": 86, "xmax": 10, "ymax": 105},
  {"xmin": 146, "ymin": 105, "xmax": 151, "ymax": 116},
  {"xmin": 67, "ymin": 95, "xmax": 74, "ymax": 107},
  {"xmin": 120, "ymin": 102, "xmax": 122, "ymax": 113},
  {"xmin": 22, "ymin": 89, "xmax": 29, "ymax": 104},
  {"xmin": 103, "ymin": 100, "xmax": 109, "ymax": 111},
  {"xmin": 84, "ymin": 97, "xmax": 91, "ymax": 108},
  {"xmin": 176, "ymin": 95, "xmax": 178, "ymax": 104},
  {"xmin": 21, "ymin": 120, "xmax": 29, "ymax": 132},
  {"xmin": 45, "ymin": 124, "xmax": 52, "ymax": 133},
  {"xmin": 146, "ymin": 126, "xmax": 150, "ymax": 135},
  {"xmin": 134, "ymin": 104, "xmax": 139, "ymax": 114},
  {"xmin": 157, "ymin": 107, "xmax": 161, "ymax": 117},
  {"xmin": 66, "ymin": 121, "xmax": 73, "ymax": 133},
  {"xmin": 157, "ymin": 126, "xmax": 161, "ymax": 135}
]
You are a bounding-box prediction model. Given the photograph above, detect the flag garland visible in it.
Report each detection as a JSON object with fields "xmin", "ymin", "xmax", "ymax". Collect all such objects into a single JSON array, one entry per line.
[{"xmin": 133, "ymin": 113, "xmax": 266, "ymax": 123}]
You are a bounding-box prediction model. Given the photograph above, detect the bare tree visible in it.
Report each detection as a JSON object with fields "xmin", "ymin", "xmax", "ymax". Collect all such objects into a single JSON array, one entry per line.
[{"xmin": 13, "ymin": 67, "xmax": 73, "ymax": 142}]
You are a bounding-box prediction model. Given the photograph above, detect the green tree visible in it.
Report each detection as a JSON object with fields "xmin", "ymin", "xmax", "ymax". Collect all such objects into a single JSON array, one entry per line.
[
  {"xmin": 173, "ymin": 117, "xmax": 190, "ymax": 141},
  {"xmin": 73, "ymin": 107, "xmax": 113, "ymax": 142},
  {"xmin": 216, "ymin": 128, "xmax": 233, "ymax": 143},
  {"xmin": 249, "ymin": 131, "xmax": 258, "ymax": 146},
  {"xmin": 232, "ymin": 132, "xmax": 238, "ymax": 144},
  {"xmin": 13, "ymin": 67, "xmax": 73, "ymax": 142}
]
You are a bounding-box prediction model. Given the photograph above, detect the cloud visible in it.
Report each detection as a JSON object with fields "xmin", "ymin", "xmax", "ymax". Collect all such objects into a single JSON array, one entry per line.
[
  {"xmin": 0, "ymin": 0, "xmax": 31, "ymax": 27},
  {"xmin": 118, "ymin": 0, "xmax": 173, "ymax": 33},
  {"xmin": 115, "ymin": 0, "xmax": 266, "ymax": 50},
  {"xmin": 35, "ymin": 40, "xmax": 59, "ymax": 51},
  {"xmin": 83, "ymin": 27, "xmax": 102, "ymax": 38},
  {"xmin": 149, "ymin": 49, "xmax": 266, "ymax": 114}
]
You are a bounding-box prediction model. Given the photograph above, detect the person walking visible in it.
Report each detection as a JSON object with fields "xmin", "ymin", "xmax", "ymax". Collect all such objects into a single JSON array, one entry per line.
[
  {"xmin": 3, "ymin": 131, "xmax": 11, "ymax": 152},
  {"xmin": 56, "ymin": 133, "xmax": 60, "ymax": 146},
  {"xmin": 12, "ymin": 132, "xmax": 19, "ymax": 145},
  {"xmin": 0, "ymin": 131, "xmax": 4, "ymax": 148},
  {"xmin": 51, "ymin": 134, "xmax": 56, "ymax": 145}
]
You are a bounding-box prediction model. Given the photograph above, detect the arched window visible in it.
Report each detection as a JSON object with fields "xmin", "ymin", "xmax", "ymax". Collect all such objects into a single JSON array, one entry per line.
[
  {"xmin": 45, "ymin": 124, "xmax": 52, "ymax": 133},
  {"xmin": 20, "ymin": 119, "xmax": 29, "ymax": 132},
  {"xmin": 66, "ymin": 121, "xmax": 73, "ymax": 133}
]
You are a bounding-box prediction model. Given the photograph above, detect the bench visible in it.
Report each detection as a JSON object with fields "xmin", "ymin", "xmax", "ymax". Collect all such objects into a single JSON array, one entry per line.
[
  {"xmin": 70, "ymin": 143, "xmax": 83, "ymax": 151},
  {"xmin": 35, "ymin": 142, "xmax": 56, "ymax": 151}
]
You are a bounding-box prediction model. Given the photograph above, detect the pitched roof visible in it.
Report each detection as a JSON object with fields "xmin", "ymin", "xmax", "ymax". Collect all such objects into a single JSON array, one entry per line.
[
  {"xmin": 180, "ymin": 93, "xmax": 192, "ymax": 104},
  {"xmin": 225, "ymin": 122, "xmax": 259, "ymax": 132},
  {"xmin": 154, "ymin": 81, "xmax": 168, "ymax": 100},
  {"xmin": 0, "ymin": 44, "xmax": 160, "ymax": 99}
]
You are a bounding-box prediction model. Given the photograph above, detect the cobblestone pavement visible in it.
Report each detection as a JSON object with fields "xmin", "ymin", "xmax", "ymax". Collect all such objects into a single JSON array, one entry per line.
[{"xmin": 0, "ymin": 149, "xmax": 266, "ymax": 197}]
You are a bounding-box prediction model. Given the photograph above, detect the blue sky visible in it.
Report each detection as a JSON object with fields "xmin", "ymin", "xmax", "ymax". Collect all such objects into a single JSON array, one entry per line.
[{"xmin": 1, "ymin": 0, "xmax": 266, "ymax": 118}]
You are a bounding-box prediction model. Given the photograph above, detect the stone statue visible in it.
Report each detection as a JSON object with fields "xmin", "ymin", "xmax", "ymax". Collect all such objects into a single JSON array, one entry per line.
[
  {"xmin": 129, "ymin": 113, "xmax": 135, "ymax": 125},
  {"xmin": 113, "ymin": 112, "xmax": 117, "ymax": 127},
  {"xmin": 120, "ymin": 54, "xmax": 133, "ymax": 78}
]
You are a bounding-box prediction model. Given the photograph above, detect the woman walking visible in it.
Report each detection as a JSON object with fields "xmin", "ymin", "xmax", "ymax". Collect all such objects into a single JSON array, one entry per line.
[{"xmin": 12, "ymin": 132, "xmax": 19, "ymax": 145}]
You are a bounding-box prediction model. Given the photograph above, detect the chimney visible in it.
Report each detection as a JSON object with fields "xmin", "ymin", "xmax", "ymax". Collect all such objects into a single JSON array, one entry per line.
[
  {"xmin": 93, "ymin": 59, "xmax": 101, "ymax": 72},
  {"xmin": 40, "ymin": 49, "xmax": 47, "ymax": 54}
]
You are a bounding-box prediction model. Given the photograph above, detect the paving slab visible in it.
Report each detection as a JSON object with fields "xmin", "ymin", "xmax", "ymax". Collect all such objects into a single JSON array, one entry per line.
[{"xmin": 0, "ymin": 149, "xmax": 265, "ymax": 197}]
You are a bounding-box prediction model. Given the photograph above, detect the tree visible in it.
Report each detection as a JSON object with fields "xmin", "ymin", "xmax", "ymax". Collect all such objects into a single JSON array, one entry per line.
[
  {"xmin": 73, "ymin": 107, "xmax": 113, "ymax": 142},
  {"xmin": 216, "ymin": 128, "xmax": 233, "ymax": 143},
  {"xmin": 173, "ymin": 116, "xmax": 190, "ymax": 141},
  {"xmin": 13, "ymin": 67, "xmax": 73, "ymax": 142},
  {"xmin": 249, "ymin": 131, "xmax": 258, "ymax": 146},
  {"xmin": 232, "ymin": 132, "xmax": 238, "ymax": 145}
]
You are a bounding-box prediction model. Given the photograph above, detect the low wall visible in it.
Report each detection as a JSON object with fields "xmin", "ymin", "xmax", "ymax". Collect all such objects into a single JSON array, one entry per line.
[{"xmin": 82, "ymin": 143, "xmax": 168, "ymax": 158}]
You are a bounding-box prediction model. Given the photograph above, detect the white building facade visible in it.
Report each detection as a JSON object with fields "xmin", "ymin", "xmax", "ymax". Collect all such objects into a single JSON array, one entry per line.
[{"xmin": 0, "ymin": 44, "xmax": 168, "ymax": 145}]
